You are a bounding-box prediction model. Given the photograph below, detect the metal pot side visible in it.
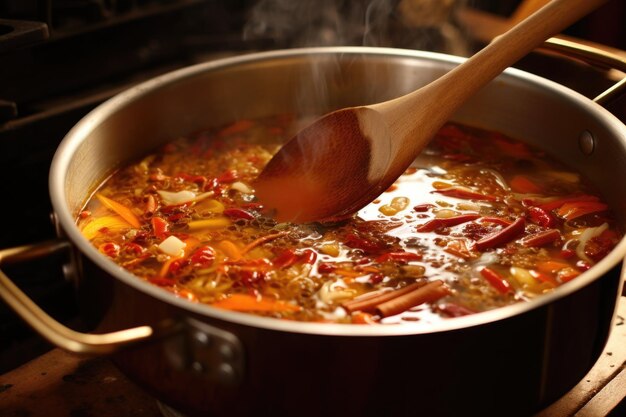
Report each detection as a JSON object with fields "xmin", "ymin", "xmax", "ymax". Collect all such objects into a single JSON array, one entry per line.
[{"xmin": 50, "ymin": 47, "xmax": 626, "ymax": 417}]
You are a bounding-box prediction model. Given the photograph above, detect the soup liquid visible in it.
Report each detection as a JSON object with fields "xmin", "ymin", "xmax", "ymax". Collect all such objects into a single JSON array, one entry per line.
[{"xmin": 77, "ymin": 115, "xmax": 621, "ymax": 325}]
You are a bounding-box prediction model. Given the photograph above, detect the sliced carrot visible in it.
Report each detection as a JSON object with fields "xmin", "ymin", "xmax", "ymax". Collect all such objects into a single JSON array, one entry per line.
[
  {"xmin": 510, "ymin": 175, "xmax": 541, "ymax": 194},
  {"xmin": 212, "ymin": 293, "xmax": 301, "ymax": 312},
  {"xmin": 96, "ymin": 193, "xmax": 141, "ymax": 228},
  {"xmin": 535, "ymin": 260, "xmax": 571, "ymax": 274},
  {"xmin": 556, "ymin": 201, "xmax": 608, "ymax": 220}
]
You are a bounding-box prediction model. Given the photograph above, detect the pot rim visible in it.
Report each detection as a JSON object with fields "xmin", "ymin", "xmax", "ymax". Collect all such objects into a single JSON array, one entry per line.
[{"xmin": 50, "ymin": 46, "xmax": 626, "ymax": 336}]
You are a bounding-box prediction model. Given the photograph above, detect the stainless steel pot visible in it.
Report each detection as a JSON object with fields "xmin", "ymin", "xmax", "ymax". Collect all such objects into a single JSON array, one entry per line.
[{"xmin": 2, "ymin": 44, "xmax": 626, "ymax": 417}]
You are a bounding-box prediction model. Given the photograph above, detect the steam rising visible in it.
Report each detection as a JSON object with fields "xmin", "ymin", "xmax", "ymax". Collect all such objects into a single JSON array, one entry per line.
[
  {"xmin": 243, "ymin": 0, "xmax": 469, "ymax": 54},
  {"xmin": 243, "ymin": 0, "xmax": 471, "ymax": 192}
]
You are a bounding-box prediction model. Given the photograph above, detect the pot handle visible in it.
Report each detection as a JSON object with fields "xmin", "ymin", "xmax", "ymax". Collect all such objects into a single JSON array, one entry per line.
[
  {"xmin": 0, "ymin": 240, "xmax": 246, "ymax": 384},
  {"xmin": 540, "ymin": 37, "xmax": 626, "ymax": 106},
  {"xmin": 0, "ymin": 240, "xmax": 160, "ymax": 355}
]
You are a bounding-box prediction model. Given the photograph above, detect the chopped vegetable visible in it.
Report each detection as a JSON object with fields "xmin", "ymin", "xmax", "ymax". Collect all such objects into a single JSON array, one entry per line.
[
  {"xmin": 557, "ymin": 201, "xmax": 608, "ymax": 220},
  {"xmin": 80, "ymin": 215, "xmax": 131, "ymax": 240},
  {"xmin": 158, "ymin": 235, "xmax": 187, "ymax": 257},
  {"xmin": 76, "ymin": 117, "xmax": 621, "ymax": 325},
  {"xmin": 416, "ymin": 214, "xmax": 480, "ymax": 232},
  {"xmin": 474, "ymin": 217, "xmax": 525, "ymax": 250},
  {"xmin": 151, "ymin": 217, "xmax": 169, "ymax": 239},
  {"xmin": 95, "ymin": 194, "xmax": 141, "ymax": 228},
  {"xmin": 230, "ymin": 181, "xmax": 253, "ymax": 194},
  {"xmin": 480, "ymin": 267, "xmax": 513, "ymax": 294},
  {"xmin": 157, "ymin": 189, "xmax": 214, "ymax": 206}
]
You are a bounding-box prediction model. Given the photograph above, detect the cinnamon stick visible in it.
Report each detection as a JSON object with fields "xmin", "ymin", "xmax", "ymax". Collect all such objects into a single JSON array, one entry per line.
[
  {"xmin": 341, "ymin": 282, "xmax": 424, "ymax": 314},
  {"xmin": 375, "ymin": 280, "xmax": 450, "ymax": 318}
]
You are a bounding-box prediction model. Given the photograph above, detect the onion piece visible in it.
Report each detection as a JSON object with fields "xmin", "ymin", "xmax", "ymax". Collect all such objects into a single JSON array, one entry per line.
[
  {"xmin": 318, "ymin": 281, "xmax": 356, "ymax": 304},
  {"xmin": 230, "ymin": 181, "xmax": 253, "ymax": 194},
  {"xmin": 158, "ymin": 235, "xmax": 186, "ymax": 257},
  {"xmin": 157, "ymin": 190, "xmax": 214, "ymax": 206},
  {"xmin": 575, "ymin": 222, "xmax": 608, "ymax": 263}
]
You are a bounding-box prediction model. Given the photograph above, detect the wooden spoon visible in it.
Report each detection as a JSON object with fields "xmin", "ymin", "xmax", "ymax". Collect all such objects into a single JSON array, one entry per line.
[{"xmin": 254, "ymin": 0, "xmax": 607, "ymax": 223}]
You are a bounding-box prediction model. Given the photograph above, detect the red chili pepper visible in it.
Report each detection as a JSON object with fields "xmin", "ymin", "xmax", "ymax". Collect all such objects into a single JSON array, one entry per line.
[
  {"xmin": 529, "ymin": 270, "xmax": 557, "ymax": 286},
  {"xmin": 375, "ymin": 251, "xmax": 422, "ymax": 263},
  {"xmin": 413, "ymin": 203, "xmax": 434, "ymax": 212},
  {"xmin": 272, "ymin": 249, "xmax": 298, "ymax": 269},
  {"xmin": 433, "ymin": 186, "xmax": 496, "ymax": 201},
  {"xmin": 520, "ymin": 229, "xmax": 561, "ymax": 247},
  {"xmin": 416, "ymin": 214, "xmax": 480, "ymax": 232},
  {"xmin": 123, "ymin": 242, "xmax": 144, "ymax": 255},
  {"xmin": 98, "ymin": 242, "xmax": 120, "ymax": 258},
  {"xmin": 559, "ymin": 249, "xmax": 575, "ymax": 259},
  {"xmin": 317, "ymin": 263, "xmax": 336, "ymax": 274},
  {"xmin": 223, "ymin": 207, "xmax": 255, "ymax": 220},
  {"xmin": 480, "ymin": 267, "xmax": 513, "ymax": 294},
  {"xmin": 527, "ymin": 206, "xmax": 555, "ymax": 228},
  {"xmin": 190, "ymin": 245, "xmax": 216, "ymax": 267},
  {"xmin": 298, "ymin": 249, "xmax": 317, "ymax": 264},
  {"xmin": 368, "ymin": 273, "xmax": 384, "ymax": 284},
  {"xmin": 167, "ymin": 259, "xmax": 186, "ymax": 277},
  {"xmin": 176, "ymin": 172, "xmax": 207, "ymax": 185},
  {"xmin": 437, "ymin": 302, "xmax": 476, "ymax": 317},
  {"xmin": 202, "ymin": 177, "xmax": 219, "ymax": 192},
  {"xmin": 238, "ymin": 270, "xmax": 265, "ymax": 287},
  {"xmin": 79, "ymin": 210, "xmax": 91, "ymax": 219},
  {"xmin": 151, "ymin": 217, "xmax": 169, "ymax": 239},
  {"xmin": 217, "ymin": 170, "xmax": 239, "ymax": 183},
  {"xmin": 474, "ymin": 217, "xmax": 525, "ymax": 251}
]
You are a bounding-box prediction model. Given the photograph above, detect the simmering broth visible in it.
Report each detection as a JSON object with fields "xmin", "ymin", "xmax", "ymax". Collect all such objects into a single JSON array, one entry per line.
[{"xmin": 77, "ymin": 115, "xmax": 621, "ymax": 325}]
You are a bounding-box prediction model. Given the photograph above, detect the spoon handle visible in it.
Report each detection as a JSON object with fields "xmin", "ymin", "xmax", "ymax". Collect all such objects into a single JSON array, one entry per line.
[{"xmin": 379, "ymin": 0, "xmax": 608, "ymax": 155}]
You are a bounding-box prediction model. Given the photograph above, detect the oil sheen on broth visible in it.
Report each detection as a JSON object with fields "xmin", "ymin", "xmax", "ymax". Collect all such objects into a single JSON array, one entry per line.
[{"xmin": 77, "ymin": 115, "xmax": 621, "ymax": 325}]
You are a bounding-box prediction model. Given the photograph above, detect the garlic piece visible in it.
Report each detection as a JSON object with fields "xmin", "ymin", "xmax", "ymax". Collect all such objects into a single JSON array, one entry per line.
[
  {"xmin": 158, "ymin": 235, "xmax": 186, "ymax": 257},
  {"xmin": 157, "ymin": 190, "xmax": 214, "ymax": 206}
]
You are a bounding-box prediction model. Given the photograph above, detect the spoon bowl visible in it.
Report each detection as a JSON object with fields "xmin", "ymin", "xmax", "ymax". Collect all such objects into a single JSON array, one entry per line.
[{"xmin": 255, "ymin": 0, "xmax": 608, "ymax": 223}]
